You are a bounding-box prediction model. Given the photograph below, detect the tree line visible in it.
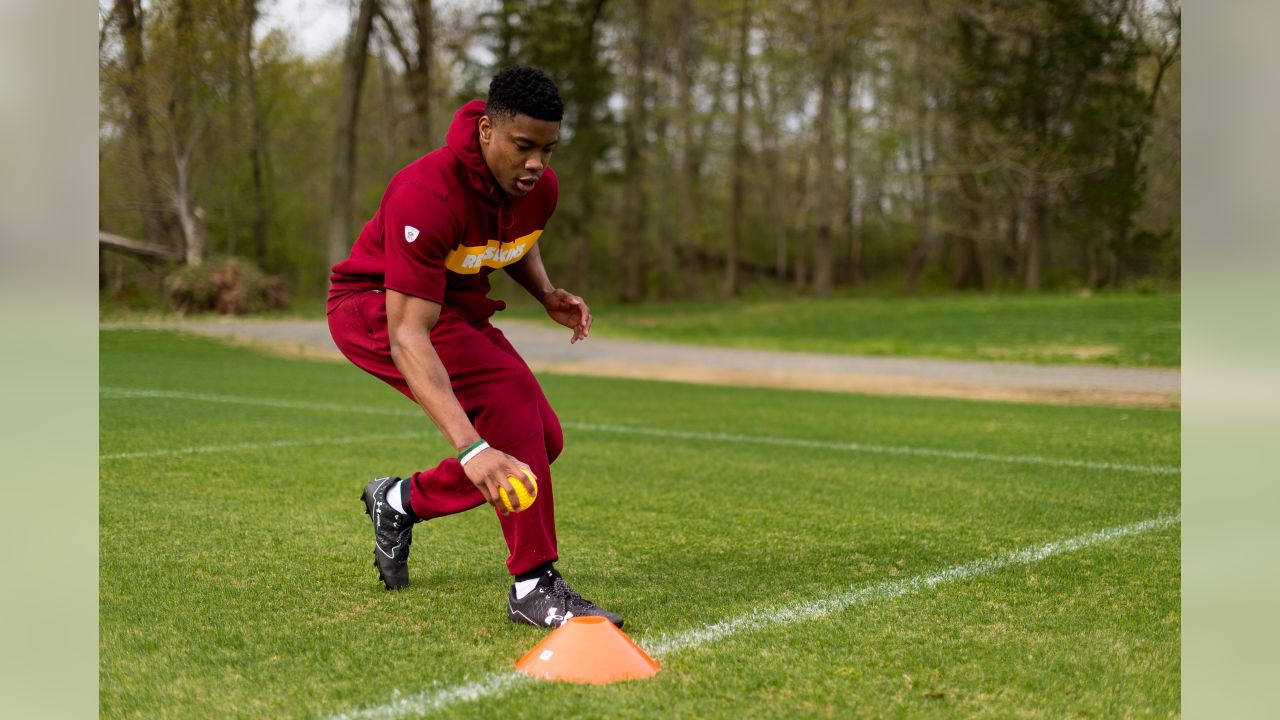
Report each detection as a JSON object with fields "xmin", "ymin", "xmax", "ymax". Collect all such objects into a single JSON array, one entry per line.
[{"xmin": 98, "ymin": 0, "xmax": 1180, "ymax": 305}]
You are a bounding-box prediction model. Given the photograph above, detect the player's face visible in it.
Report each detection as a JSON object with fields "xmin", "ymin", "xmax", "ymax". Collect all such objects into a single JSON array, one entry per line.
[{"xmin": 478, "ymin": 113, "xmax": 560, "ymax": 197}]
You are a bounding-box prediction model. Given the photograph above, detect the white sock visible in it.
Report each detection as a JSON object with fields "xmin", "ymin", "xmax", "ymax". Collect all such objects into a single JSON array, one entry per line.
[
  {"xmin": 387, "ymin": 479, "xmax": 409, "ymax": 514},
  {"xmin": 514, "ymin": 577, "xmax": 540, "ymax": 600}
]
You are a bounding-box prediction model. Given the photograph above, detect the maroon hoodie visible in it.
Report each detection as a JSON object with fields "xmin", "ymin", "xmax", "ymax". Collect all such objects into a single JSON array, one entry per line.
[{"xmin": 327, "ymin": 100, "xmax": 559, "ymax": 323}]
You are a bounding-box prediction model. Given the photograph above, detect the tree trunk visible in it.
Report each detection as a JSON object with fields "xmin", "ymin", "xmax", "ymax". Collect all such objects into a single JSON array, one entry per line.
[
  {"xmin": 774, "ymin": 175, "xmax": 788, "ymax": 282},
  {"xmin": 1026, "ymin": 177, "xmax": 1047, "ymax": 291},
  {"xmin": 408, "ymin": 0, "xmax": 433, "ymax": 147},
  {"xmin": 563, "ymin": 0, "xmax": 608, "ymax": 294},
  {"xmin": 1022, "ymin": 26, "xmax": 1050, "ymax": 292},
  {"xmin": 686, "ymin": 55, "xmax": 727, "ymax": 287},
  {"xmin": 651, "ymin": 90, "xmax": 681, "ymax": 299},
  {"xmin": 114, "ymin": 0, "xmax": 173, "ymax": 249},
  {"xmin": 1086, "ymin": 227, "xmax": 1100, "ymax": 288},
  {"xmin": 842, "ymin": 66, "xmax": 863, "ymax": 286},
  {"xmin": 952, "ymin": 172, "xmax": 985, "ymax": 290},
  {"xmin": 167, "ymin": 0, "xmax": 207, "ymax": 265},
  {"xmin": 903, "ymin": 16, "xmax": 931, "ymax": 295},
  {"xmin": 99, "ymin": 231, "xmax": 184, "ymax": 263},
  {"xmin": 375, "ymin": 44, "xmax": 399, "ymax": 163},
  {"xmin": 853, "ymin": 194, "xmax": 872, "ymax": 285},
  {"xmin": 1002, "ymin": 193, "xmax": 1021, "ymax": 284},
  {"xmin": 749, "ymin": 57, "xmax": 786, "ymax": 283},
  {"xmin": 857, "ymin": 154, "xmax": 885, "ymax": 286},
  {"xmin": 904, "ymin": 198, "xmax": 929, "ymax": 294},
  {"xmin": 810, "ymin": 0, "xmax": 859, "ymax": 296},
  {"xmin": 811, "ymin": 0, "xmax": 837, "ymax": 298},
  {"xmin": 327, "ymin": 0, "xmax": 378, "ymax": 267},
  {"xmin": 620, "ymin": 0, "xmax": 651, "ymax": 302},
  {"xmin": 725, "ymin": 0, "xmax": 751, "ymax": 297},
  {"xmin": 950, "ymin": 105, "xmax": 984, "ymax": 291},
  {"xmin": 792, "ymin": 155, "xmax": 813, "ymax": 290},
  {"xmin": 675, "ymin": 0, "xmax": 699, "ymax": 293},
  {"xmin": 172, "ymin": 149, "xmax": 206, "ymax": 266},
  {"xmin": 242, "ymin": 0, "xmax": 269, "ymax": 268},
  {"xmin": 496, "ymin": 0, "xmax": 517, "ymax": 66},
  {"xmin": 373, "ymin": 0, "xmax": 432, "ymax": 149}
]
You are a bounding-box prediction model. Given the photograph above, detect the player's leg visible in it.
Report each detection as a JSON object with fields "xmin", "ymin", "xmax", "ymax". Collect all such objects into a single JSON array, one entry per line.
[
  {"xmin": 420, "ymin": 315, "xmax": 621, "ymax": 627},
  {"xmin": 329, "ymin": 290, "xmax": 430, "ymax": 589},
  {"xmin": 330, "ymin": 294, "xmax": 622, "ymax": 625},
  {"xmin": 476, "ymin": 323, "xmax": 622, "ymax": 628},
  {"xmin": 329, "ymin": 293, "xmax": 558, "ymax": 587},
  {"xmin": 424, "ymin": 310, "xmax": 560, "ymax": 573}
]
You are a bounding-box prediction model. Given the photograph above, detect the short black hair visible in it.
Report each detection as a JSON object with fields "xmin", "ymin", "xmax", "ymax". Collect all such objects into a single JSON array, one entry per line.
[{"xmin": 486, "ymin": 66, "xmax": 564, "ymax": 123}]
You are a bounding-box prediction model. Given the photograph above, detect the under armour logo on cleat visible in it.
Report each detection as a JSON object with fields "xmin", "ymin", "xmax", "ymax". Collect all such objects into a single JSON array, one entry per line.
[{"xmin": 544, "ymin": 608, "xmax": 575, "ymax": 626}]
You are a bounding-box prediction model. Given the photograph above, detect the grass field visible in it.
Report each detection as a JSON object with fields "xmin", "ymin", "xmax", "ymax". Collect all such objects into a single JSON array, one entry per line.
[
  {"xmin": 100, "ymin": 330, "xmax": 1180, "ymax": 718},
  {"xmin": 506, "ymin": 292, "xmax": 1181, "ymax": 368}
]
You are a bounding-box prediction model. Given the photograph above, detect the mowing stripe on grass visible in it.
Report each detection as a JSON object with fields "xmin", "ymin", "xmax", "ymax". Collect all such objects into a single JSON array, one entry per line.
[
  {"xmin": 100, "ymin": 431, "xmax": 423, "ymax": 460},
  {"xmin": 567, "ymin": 421, "xmax": 1179, "ymax": 476},
  {"xmin": 327, "ymin": 513, "xmax": 1180, "ymax": 720},
  {"xmin": 100, "ymin": 387, "xmax": 1180, "ymax": 475}
]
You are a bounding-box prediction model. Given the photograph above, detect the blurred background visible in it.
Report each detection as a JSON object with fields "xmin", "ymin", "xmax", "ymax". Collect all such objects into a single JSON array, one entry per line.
[{"xmin": 96, "ymin": 0, "xmax": 1181, "ymax": 314}]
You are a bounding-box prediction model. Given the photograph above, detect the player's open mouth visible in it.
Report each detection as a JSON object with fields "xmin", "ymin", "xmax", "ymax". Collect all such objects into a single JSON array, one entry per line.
[{"xmin": 515, "ymin": 176, "xmax": 538, "ymax": 192}]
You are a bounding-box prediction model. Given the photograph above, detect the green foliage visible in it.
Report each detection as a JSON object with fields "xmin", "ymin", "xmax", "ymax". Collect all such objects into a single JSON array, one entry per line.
[
  {"xmin": 1126, "ymin": 227, "xmax": 1180, "ymax": 281},
  {"xmin": 950, "ymin": 0, "xmax": 1154, "ymax": 288},
  {"xmin": 100, "ymin": 330, "xmax": 1179, "ymax": 717},
  {"xmin": 163, "ymin": 258, "xmax": 291, "ymax": 315},
  {"xmin": 98, "ymin": 0, "xmax": 1181, "ymax": 310}
]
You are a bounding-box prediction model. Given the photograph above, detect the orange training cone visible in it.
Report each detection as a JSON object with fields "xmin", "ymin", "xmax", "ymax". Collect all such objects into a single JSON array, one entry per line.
[{"xmin": 516, "ymin": 616, "xmax": 661, "ymax": 684}]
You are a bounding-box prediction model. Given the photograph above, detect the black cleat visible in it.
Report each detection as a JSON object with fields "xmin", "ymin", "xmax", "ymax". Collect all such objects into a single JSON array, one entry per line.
[
  {"xmin": 360, "ymin": 476, "xmax": 414, "ymax": 590},
  {"xmin": 507, "ymin": 568, "xmax": 624, "ymax": 628}
]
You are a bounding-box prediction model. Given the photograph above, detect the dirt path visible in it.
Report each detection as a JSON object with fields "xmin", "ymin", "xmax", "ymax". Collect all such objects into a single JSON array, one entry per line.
[{"xmin": 104, "ymin": 318, "xmax": 1180, "ymax": 409}]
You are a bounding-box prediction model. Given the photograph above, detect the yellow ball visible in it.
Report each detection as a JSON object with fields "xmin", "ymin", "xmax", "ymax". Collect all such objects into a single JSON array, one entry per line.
[{"xmin": 499, "ymin": 469, "xmax": 538, "ymax": 513}]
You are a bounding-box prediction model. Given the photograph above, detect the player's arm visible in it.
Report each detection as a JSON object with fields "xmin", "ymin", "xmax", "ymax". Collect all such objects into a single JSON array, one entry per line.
[
  {"xmin": 385, "ymin": 290, "xmax": 535, "ymax": 511},
  {"xmin": 505, "ymin": 242, "xmax": 592, "ymax": 343}
]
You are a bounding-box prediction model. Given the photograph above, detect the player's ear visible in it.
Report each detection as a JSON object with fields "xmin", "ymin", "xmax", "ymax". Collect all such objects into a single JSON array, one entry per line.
[{"xmin": 478, "ymin": 115, "xmax": 494, "ymax": 145}]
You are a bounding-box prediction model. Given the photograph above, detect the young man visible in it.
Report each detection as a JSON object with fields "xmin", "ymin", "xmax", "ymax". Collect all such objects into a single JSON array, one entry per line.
[{"xmin": 326, "ymin": 67, "xmax": 622, "ymax": 628}]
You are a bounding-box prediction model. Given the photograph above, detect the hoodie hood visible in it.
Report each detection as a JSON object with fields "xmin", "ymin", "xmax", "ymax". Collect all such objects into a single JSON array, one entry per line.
[{"xmin": 446, "ymin": 99, "xmax": 505, "ymax": 208}]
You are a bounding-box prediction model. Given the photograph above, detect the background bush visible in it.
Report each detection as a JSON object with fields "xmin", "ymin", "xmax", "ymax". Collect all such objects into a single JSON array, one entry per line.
[{"xmin": 163, "ymin": 259, "xmax": 291, "ymax": 315}]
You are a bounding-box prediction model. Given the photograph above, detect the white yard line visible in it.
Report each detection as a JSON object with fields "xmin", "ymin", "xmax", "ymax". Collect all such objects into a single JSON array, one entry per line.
[
  {"xmin": 100, "ymin": 387, "xmax": 417, "ymax": 416},
  {"xmin": 326, "ymin": 514, "xmax": 1180, "ymax": 720},
  {"xmin": 100, "ymin": 387, "xmax": 1180, "ymax": 474},
  {"xmin": 99, "ymin": 432, "xmax": 423, "ymax": 460}
]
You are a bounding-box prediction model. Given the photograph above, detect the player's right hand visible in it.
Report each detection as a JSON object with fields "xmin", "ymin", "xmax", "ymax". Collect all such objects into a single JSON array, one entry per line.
[{"xmin": 461, "ymin": 447, "xmax": 535, "ymax": 514}]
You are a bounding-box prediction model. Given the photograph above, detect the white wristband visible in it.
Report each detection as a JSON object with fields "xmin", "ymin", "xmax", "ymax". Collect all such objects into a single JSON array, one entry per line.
[{"xmin": 459, "ymin": 440, "xmax": 490, "ymax": 466}]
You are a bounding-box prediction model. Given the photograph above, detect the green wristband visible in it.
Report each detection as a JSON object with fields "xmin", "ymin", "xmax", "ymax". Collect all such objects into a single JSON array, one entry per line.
[{"xmin": 458, "ymin": 439, "xmax": 490, "ymax": 465}]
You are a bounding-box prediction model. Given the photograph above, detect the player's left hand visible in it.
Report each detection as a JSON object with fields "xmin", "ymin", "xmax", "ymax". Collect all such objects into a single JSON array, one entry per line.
[{"xmin": 541, "ymin": 288, "xmax": 592, "ymax": 343}]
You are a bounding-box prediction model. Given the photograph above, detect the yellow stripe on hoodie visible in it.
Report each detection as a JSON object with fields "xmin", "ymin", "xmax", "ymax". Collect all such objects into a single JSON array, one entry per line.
[{"xmin": 443, "ymin": 230, "xmax": 542, "ymax": 274}]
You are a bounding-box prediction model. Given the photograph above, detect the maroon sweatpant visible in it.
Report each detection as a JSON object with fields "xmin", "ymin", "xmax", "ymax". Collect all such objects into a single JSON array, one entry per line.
[{"xmin": 328, "ymin": 289, "xmax": 561, "ymax": 576}]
